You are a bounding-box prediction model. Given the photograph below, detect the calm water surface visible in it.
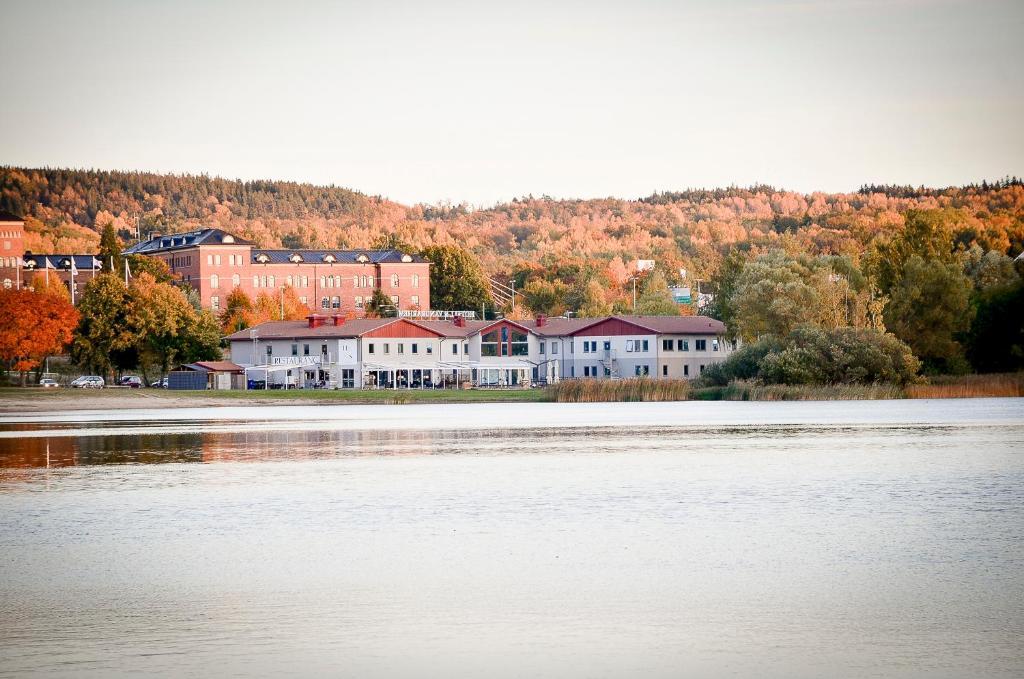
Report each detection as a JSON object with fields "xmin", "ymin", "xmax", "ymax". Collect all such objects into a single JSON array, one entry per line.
[{"xmin": 1, "ymin": 399, "xmax": 1022, "ymax": 678}]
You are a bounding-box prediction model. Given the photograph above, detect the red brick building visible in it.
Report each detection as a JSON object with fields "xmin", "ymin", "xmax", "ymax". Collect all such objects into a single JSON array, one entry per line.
[{"xmin": 124, "ymin": 228, "xmax": 430, "ymax": 314}]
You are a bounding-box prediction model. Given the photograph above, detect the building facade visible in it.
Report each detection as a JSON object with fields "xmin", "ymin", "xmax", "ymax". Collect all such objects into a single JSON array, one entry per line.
[
  {"xmin": 124, "ymin": 228, "xmax": 430, "ymax": 314},
  {"xmin": 226, "ymin": 314, "xmax": 733, "ymax": 389}
]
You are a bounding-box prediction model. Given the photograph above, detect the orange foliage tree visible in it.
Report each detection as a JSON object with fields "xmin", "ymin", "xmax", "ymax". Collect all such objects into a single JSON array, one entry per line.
[{"xmin": 0, "ymin": 288, "xmax": 79, "ymax": 383}]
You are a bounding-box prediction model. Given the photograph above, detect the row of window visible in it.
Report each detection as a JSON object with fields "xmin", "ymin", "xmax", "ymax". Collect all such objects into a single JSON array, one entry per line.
[
  {"xmin": 481, "ymin": 327, "xmax": 529, "ymax": 357},
  {"xmin": 0, "ymin": 230, "xmax": 20, "ymax": 238},
  {"xmin": 662, "ymin": 338, "xmax": 717, "ymax": 351},
  {"xmin": 167, "ymin": 255, "xmax": 192, "ymax": 268},
  {"xmin": 206, "ymin": 253, "xmax": 246, "ymax": 267},
  {"xmin": 574, "ymin": 364, "xmax": 705, "ymax": 378},
  {"xmin": 0, "ymin": 256, "xmax": 19, "ymax": 267},
  {"xmin": 366, "ymin": 341, "xmax": 470, "ymax": 356}
]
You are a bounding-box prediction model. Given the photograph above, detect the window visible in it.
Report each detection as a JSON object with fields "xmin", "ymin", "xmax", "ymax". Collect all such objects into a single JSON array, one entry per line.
[
  {"xmin": 635, "ymin": 365, "xmax": 650, "ymax": 376},
  {"xmin": 510, "ymin": 330, "xmax": 529, "ymax": 356},
  {"xmin": 287, "ymin": 275, "xmax": 293, "ymax": 287},
  {"xmin": 320, "ymin": 276, "xmax": 327, "ymax": 289},
  {"xmin": 341, "ymin": 369, "xmax": 355, "ymax": 388},
  {"xmin": 452, "ymin": 343, "xmax": 459, "ymax": 355},
  {"xmin": 713, "ymin": 339, "xmax": 720, "ymax": 351},
  {"xmin": 539, "ymin": 341, "xmax": 546, "ymax": 355},
  {"xmin": 291, "ymin": 344, "xmax": 298, "ymax": 356},
  {"xmin": 463, "ymin": 342, "xmax": 469, "ymax": 355},
  {"xmin": 301, "ymin": 276, "xmax": 308, "ymax": 288},
  {"xmin": 696, "ymin": 339, "xmax": 707, "ymax": 351},
  {"xmin": 211, "ymin": 296, "xmax": 220, "ymax": 310},
  {"xmin": 300, "ymin": 296, "xmax": 307, "ymax": 304},
  {"xmin": 361, "ymin": 275, "xmax": 371, "ymax": 288},
  {"xmin": 426, "ymin": 344, "xmax": 432, "ymax": 355},
  {"xmin": 678, "ymin": 339, "xmax": 689, "ymax": 351},
  {"xmin": 482, "ymin": 330, "xmax": 500, "ymax": 357},
  {"xmin": 663, "ymin": 339, "xmax": 673, "ymax": 351},
  {"xmin": 326, "ymin": 276, "xmax": 333, "ymax": 288},
  {"xmin": 355, "ymin": 296, "xmax": 364, "ymax": 309},
  {"xmin": 391, "ymin": 273, "xmax": 400, "ymax": 287},
  {"xmin": 232, "ymin": 274, "xmax": 240, "ymax": 287},
  {"xmin": 253, "ymin": 276, "xmax": 260, "ymax": 288},
  {"xmin": 584, "ymin": 366, "xmax": 592, "ymax": 377},
  {"xmin": 411, "ymin": 295, "xmax": 419, "ymax": 307},
  {"xmin": 583, "ymin": 342, "xmax": 590, "ymax": 354},
  {"xmin": 412, "ymin": 274, "xmax": 419, "ymax": 288},
  {"xmin": 390, "ymin": 295, "xmax": 399, "ymax": 307},
  {"xmin": 625, "ymin": 340, "xmax": 635, "ymax": 352},
  {"xmin": 398, "ymin": 344, "xmax": 404, "ymax": 355},
  {"xmin": 262, "ymin": 275, "xmax": 269, "ymax": 288},
  {"xmin": 353, "ymin": 276, "xmax": 360, "ymax": 288},
  {"xmin": 210, "ymin": 274, "xmax": 219, "ymax": 289},
  {"xmin": 411, "ymin": 343, "xmax": 418, "ymax": 355},
  {"xmin": 266, "ymin": 345, "xmax": 273, "ymax": 357},
  {"xmin": 321, "ymin": 297, "xmax": 329, "ymax": 309},
  {"xmin": 700, "ymin": 364, "xmax": 705, "ymax": 373},
  {"xmin": 663, "ymin": 365, "xmax": 668, "ymax": 376},
  {"xmin": 383, "ymin": 344, "xmax": 390, "ymax": 354},
  {"xmin": 303, "ymin": 344, "xmax": 310, "ymax": 356},
  {"xmin": 368, "ymin": 343, "xmax": 375, "ymax": 354},
  {"xmin": 215, "ymin": 254, "xmax": 221, "ymax": 265},
  {"xmin": 684, "ymin": 365, "xmax": 689, "ymax": 377},
  {"xmin": 229, "ymin": 254, "xmax": 235, "ymax": 266},
  {"xmin": 331, "ymin": 296, "xmax": 340, "ymax": 309},
  {"xmin": 334, "ymin": 275, "xmax": 341, "ymax": 288},
  {"xmin": 642, "ymin": 340, "xmax": 649, "ymax": 351},
  {"xmin": 552, "ymin": 342, "xmax": 558, "ymax": 354}
]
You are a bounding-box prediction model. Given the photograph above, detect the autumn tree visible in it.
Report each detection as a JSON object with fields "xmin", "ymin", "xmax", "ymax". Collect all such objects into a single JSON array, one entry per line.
[
  {"xmin": 70, "ymin": 274, "xmax": 137, "ymax": 378},
  {"xmin": 97, "ymin": 222, "xmax": 124, "ymax": 275},
  {"xmin": 884, "ymin": 256, "xmax": 974, "ymax": 374},
  {"xmin": 522, "ymin": 279, "xmax": 569, "ymax": 316},
  {"xmin": 0, "ymin": 288, "xmax": 78, "ymax": 384},
  {"xmin": 251, "ymin": 286, "xmax": 308, "ymax": 323},
  {"xmin": 221, "ymin": 288, "xmax": 256, "ymax": 333},
  {"xmin": 635, "ymin": 270, "xmax": 679, "ymax": 316},
  {"xmin": 419, "ymin": 245, "xmax": 492, "ymax": 311},
  {"xmin": 865, "ymin": 209, "xmax": 960, "ymax": 295},
  {"xmin": 364, "ymin": 289, "xmax": 395, "ymax": 317}
]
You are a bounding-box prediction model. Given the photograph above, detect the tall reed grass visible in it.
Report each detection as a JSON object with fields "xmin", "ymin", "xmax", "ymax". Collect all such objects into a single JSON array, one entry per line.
[
  {"xmin": 545, "ymin": 378, "xmax": 690, "ymax": 402},
  {"xmin": 694, "ymin": 382, "xmax": 902, "ymax": 401},
  {"xmin": 905, "ymin": 372, "xmax": 1024, "ymax": 399}
]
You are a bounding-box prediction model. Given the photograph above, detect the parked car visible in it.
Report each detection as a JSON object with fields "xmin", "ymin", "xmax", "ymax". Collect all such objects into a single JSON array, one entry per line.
[
  {"xmin": 153, "ymin": 377, "xmax": 168, "ymax": 389},
  {"xmin": 70, "ymin": 376, "xmax": 105, "ymax": 389},
  {"xmin": 118, "ymin": 375, "xmax": 143, "ymax": 389},
  {"xmin": 38, "ymin": 378, "xmax": 60, "ymax": 388}
]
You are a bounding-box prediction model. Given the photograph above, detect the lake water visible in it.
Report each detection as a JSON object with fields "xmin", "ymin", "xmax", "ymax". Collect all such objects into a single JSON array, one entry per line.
[{"xmin": 1, "ymin": 399, "xmax": 1022, "ymax": 678}]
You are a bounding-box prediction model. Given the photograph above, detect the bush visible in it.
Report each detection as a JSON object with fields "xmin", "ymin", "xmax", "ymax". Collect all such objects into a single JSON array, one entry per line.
[{"xmin": 700, "ymin": 326, "xmax": 920, "ymax": 386}]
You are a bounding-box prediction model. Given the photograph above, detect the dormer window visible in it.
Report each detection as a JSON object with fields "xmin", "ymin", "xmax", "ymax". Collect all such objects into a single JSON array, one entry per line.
[
  {"xmin": 221, "ymin": 234, "xmax": 235, "ymax": 244},
  {"xmin": 322, "ymin": 254, "xmax": 337, "ymax": 264},
  {"xmin": 288, "ymin": 253, "xmax": 304, "ymax": 263},
  {"xmin": 401, "ymin": 254, "xmax": 413, "ymax": 263},
  {"xmin": 356, "ymin": 253, "xmax": 370, "ymax": 263},
  {"xmin": 254, "ymin": 253, "xmax": 271, "ymax": 264}
]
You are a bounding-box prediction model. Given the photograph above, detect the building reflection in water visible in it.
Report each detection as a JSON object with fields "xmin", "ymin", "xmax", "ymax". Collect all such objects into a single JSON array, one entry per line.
[{"xmin": 0, "ymin": 426, "xmax": 564, "ymax": 471}]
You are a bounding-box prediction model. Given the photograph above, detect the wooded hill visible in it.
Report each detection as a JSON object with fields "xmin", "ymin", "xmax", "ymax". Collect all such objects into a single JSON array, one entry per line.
[{"xmin": 2, "ymin": 166, "xmax": 1022, "ymax": 287}]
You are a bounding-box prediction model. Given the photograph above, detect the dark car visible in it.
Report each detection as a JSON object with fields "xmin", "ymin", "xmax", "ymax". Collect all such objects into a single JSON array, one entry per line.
[{"xmin": 118, "ymin": 376, "xmax": 144, "ymax": 389}]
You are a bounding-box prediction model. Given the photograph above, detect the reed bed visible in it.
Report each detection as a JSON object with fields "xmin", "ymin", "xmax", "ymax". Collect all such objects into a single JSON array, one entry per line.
[
  {"xmin": 695, "ymin": 382, "xmax": 903, "ymax": 401},
  {"xmin": 545, "ymin": 378, "xmax": 690, "ymax": 403},
  {"xmin": 905, "ymin": 373, "xmax": 1024, "ymax": 399}
]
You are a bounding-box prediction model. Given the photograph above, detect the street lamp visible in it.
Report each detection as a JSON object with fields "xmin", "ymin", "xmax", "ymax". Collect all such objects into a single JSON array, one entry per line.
[{"xmin": 62, "ymin": 258, "xmax": 76, "ymax": 305}]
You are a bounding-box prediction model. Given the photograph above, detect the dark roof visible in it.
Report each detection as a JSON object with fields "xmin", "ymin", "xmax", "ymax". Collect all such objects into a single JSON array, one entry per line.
[
  {"xmin": 184, "ymin": 361, "xmax": 245, "ymax": 373},
  {"xmin": 249, "ymin": 248, "xmax": 427, "ymax": 265},
  {"xmin": 225, "ymin": 318, "xmax": 397, "ymax": 341},
  {"xmin": 570, "ymin": 315, "xmax": 727, "ymax": 336},
  {"xmin": 22, "ymin": 254, "xmax": 102, "ymax": 270},
  {"xmin": 519, "ymin": 316, "xmax": 603, "ymax": 337},
  {"xmin": 0, "ymin": 210, "xmax": 24, "ymax": 222},
  {"xmin": 124, "ymin": 228, "xmax": 252, "ymax": 254}
]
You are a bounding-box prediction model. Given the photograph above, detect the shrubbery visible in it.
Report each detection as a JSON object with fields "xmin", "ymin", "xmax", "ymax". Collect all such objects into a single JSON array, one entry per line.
[{"xmin": 700, "ymin": 326, "xmax": 920, "ymax": 386}]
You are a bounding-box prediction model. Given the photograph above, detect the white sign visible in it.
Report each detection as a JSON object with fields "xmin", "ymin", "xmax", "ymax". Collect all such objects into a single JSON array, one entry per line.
[
  {"xmin": 398, "ymin": 310, "xmax": 477, "ymax": 319},
  {"xmin": 636, "ymin": 259, "xmax": 655, "ymax": 272},
  {"xmin": 271, "ymin": 356, "xmax": 321, "ymax": 366}
]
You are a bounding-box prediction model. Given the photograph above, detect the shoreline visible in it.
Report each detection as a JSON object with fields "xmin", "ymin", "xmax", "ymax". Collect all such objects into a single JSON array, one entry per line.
[{"xmin": 2, "ymin": 372, "xmax": 1022, "ymax": 414}]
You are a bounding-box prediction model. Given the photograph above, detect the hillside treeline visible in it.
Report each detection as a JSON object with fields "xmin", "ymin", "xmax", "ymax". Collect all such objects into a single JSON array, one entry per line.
[{"xmin": 2, "ymin": 166, "xmax": 1022, "ymax": 297}]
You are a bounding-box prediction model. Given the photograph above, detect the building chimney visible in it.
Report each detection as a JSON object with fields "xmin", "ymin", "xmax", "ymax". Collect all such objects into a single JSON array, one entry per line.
[
  {"xmin": 454, "ymin": 316, "xmax": 466, "ymax": 327},
  {"xmin": 307, "ymin": 314, "xmax": 325, "ymax": 329},
  {"xmin": 536, "ymin": 314, "xmax": 547, "ymax": 327},
  {"xmin": 332, "ymin": 314, "xmax": 346, "ymax": 326}
]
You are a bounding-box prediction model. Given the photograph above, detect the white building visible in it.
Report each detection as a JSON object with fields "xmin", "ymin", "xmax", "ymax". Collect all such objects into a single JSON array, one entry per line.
[{"xmin": 225, "ymin": 314, "xmax": 733, "ymax": 389}]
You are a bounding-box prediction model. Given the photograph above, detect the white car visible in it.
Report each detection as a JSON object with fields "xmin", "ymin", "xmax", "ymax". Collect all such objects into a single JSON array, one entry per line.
[
  {"xmin": 70, "ymin": 376, "xmax": 105, "ymax": 389},
  {"xmin": 38, "ymin": 378, "xmax": 60, "ymax": 388}
]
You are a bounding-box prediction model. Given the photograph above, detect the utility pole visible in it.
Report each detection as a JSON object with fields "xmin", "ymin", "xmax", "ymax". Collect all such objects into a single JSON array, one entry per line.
[
  {"xmin": 509, "ymin": 279, "xmax": 516, "ymax": 313},
  {"xmin": 632, "ymin": 276, "xmax": 638, "ymax": 313}
]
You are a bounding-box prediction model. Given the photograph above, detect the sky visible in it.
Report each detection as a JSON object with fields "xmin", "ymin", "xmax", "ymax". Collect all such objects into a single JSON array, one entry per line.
[{"xmin": 1, "ymin": 0, "xmax": 1021, "ymax": 205}]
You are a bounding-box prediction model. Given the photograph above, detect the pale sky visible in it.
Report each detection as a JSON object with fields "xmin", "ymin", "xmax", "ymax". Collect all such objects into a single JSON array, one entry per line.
[{"xmin": 1, "ymin": 0, "xmax": 1021, "ymax": 205}]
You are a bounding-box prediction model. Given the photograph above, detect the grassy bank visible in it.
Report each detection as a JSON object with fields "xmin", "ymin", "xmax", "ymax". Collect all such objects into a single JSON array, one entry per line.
[
  {"xmin": 545, "ymin": 378, "xmax": 690, "ymax": 402},
  {"xmin": 692, "ymin": 372, "xmax": 1024, "ymax": 401}
]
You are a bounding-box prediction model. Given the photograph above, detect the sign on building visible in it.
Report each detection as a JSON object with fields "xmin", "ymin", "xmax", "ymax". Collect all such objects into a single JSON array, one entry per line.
[{"xmin": 398, "ymin": 310, "xmax": 476, "ymax": 320}]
